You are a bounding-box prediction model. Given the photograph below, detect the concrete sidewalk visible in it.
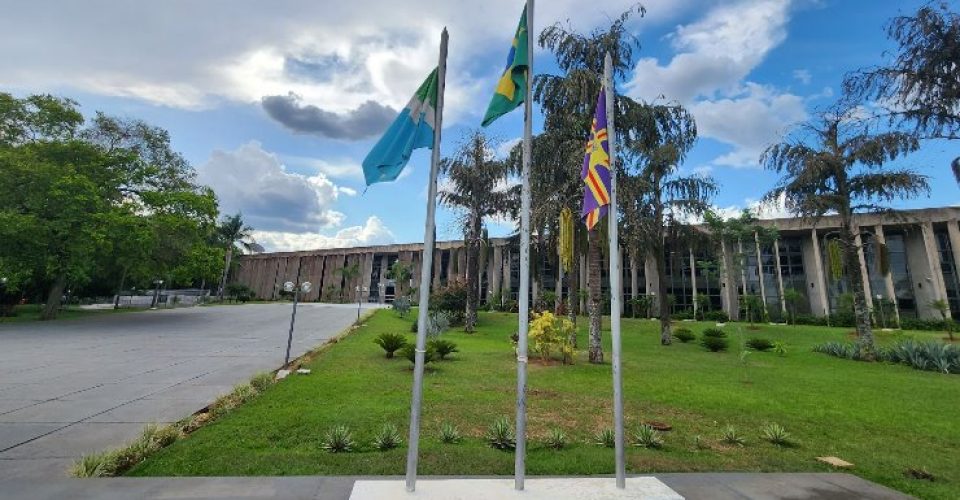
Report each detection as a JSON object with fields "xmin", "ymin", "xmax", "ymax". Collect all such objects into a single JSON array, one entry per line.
[{"xmin": 0, "ymin": 474, "xmax": 913, "ymax": 499}]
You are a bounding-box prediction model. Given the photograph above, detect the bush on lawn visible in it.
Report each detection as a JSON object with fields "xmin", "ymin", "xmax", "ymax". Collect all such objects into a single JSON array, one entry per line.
[
  {"xmin": 701, "ymin": 335, "xmax": 729, "ymax": 352},
  {"xmin": 544, "ymin": 428, "xmax": 567, "ymax": 450},
  {"xmin": 595, "ymin": 428, "xmax": 615, "ymax": 448},
  {"xmin": 528, "ymin": 311, "xmax": 576, "ymax": 364},
  {"xmin": 400, "ymin": 343, "xmax": 437, "ymax": 366},
  {"xmin": 632, "ymin": 424, "xmax": 664, "ymax": 449},
  {"xmin": 486, "ymin": 416, "xmax": 516, "ymax": 450},
  {"xmin": 746, "ymin": 338, "xmax": 774, "ymax": 351},
  {"xmin": 673, "ymin": 328, "xmax": 695, "ymax": 343},
  {"xmin": 428, "ymin": 339, "xmax": 459, "ymax": 360},
  {"xmin": 702, "ymin": 327, "xmax": 727, "ymax": 338},
  {"xmin": 372, "ymin": 423, "xmax": 403, "ymax": 451},
  {"xmin": 814, "ymin": 339, "xmax": 959, "ymax": 374},
  {"xmin": 704, "ymin": 310, "xmax": 730, "ymax": 322},
  {"xmin": 392, "ymin": 297, "xmax": 412, "ymax": 318},
  {"xmin": 429, "ymin": 280, "xmax": 467, "ymax": 326},
  {"xmin": 322, "ymin": 425, "xmax": 355, "ymax": 453},
  {"xmin": 760, "ymin": 423, "xmax": 792, "ymax": 447},
  {"xmin": 374, "ymin": 332, "xmax": 408, "ymax": 358},
  {"xmin": 439, "ymin": 422, "xmax": 462, "ymax": 443}
]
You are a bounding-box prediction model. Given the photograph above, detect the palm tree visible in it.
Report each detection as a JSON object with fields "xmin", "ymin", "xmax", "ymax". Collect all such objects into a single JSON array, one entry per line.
[
  {"xmin": 440, "ymin": 132, "xmax": 517, "ymax": 333},
  {"xmin": 761, "ymin": 104, "xmax": 929, "ymax": 357},
  {"xmin": 216, "ymin": 213, "xmax": 255, "ymax": 302},
  {"xmin": 622, "ymin": 143, "xmax": 716, "ymax": 345},
  {"xmin": 386, "ymin": 260, "xmax": 412, "ymax": 300},
  {"xmin": 534, "ymin": 6, "xmax": 696, "ymax": 361}
]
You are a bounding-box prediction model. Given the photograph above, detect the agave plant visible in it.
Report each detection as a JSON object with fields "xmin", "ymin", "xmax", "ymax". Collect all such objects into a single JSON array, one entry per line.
[
  {"xmin": 594, "ymin": 428, "xmax": 615, "ymax": 448},
  {"xmin": 720, "ymin": 425, "xmax": 745, "ymax": 446},
  {"xmin": 760, "ymin": 423, "xmax": 791, "ymax": 447},
  {"xmin": 544, "ymin": 428, "xmax": 567, "ymax": 450},
  {"xmin": 322, "ymin": 425, "xmax": 355, "ymax": 453},
  {"xmin": 439, "ymin": 422, "xmax": 462, "ymax": 444},
  {"xmin": 632, "ymin": 424, "xmax": 664, "ymax": 449},
  {"xmin": 372, "ymin": 423, "xmax": 403, "ymax": 451},
  {"xmin": 485, "ymin": 417, "xmax": 516, "ymax": 450}
]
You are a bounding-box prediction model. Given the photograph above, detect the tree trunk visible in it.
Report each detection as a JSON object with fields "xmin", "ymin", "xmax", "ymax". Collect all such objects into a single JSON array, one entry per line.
[
  {"xmin": 567, "ymin": 232, "xmax": 579, "ymax": 344},
  {"xmin": 218, "ymin": 246, "xmax": 233, "ymax": 301},
  {"xmin": 841, "ymin": 217, "xmax": 875, "ymax": 357},
  {"xmin": 464, "ymin": 215, "xmax": 480, "ymax": 333},
  {"xmin": 41, "ymin": 274, "xmax": 67, "ymax": 321},
  {"xmin": 114, "ymin": 266, "xmax": 128, "ymax": 309},
  {"xmin": 588, "ymin": 229, "xmax": 603, "ymax": 363},
  {"xmin": 657, "ymin": 243, "xmax": 671, "ymax": 345}
]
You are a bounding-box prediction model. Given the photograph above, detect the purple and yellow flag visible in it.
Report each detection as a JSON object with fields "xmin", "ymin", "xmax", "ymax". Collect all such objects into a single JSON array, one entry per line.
[{"xmin": 581, "ymin": 87, "xmax": 611, "ymax": 231}]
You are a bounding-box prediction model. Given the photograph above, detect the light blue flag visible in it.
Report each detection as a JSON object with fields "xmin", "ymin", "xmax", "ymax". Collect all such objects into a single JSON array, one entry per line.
[{"xmin": 362, "ymin": 68, "xmax": 438, "ymax": 186}]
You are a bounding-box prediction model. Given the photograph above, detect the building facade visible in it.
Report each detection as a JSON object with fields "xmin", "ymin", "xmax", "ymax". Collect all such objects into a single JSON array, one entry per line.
[{"xmin": 233, "ymin": 206, "xmax": 960, "ymax": 321}]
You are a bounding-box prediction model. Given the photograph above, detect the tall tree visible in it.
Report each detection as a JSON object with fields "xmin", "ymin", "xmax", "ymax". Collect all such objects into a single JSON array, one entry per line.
[
  {"xmin": 843, "ymin": 2, "xmax": 960, "ymax": 178},
  {"xmin": 439, "ymin": 132, "xmax": 517, "ymax": 332},
  {"xmin": 534, "ymin": 5, "xmax": 695, "ymax": 361},
  {"xmin": 216, "ymin": 213, "xmax": 255, "ymax": 301},
  {"xmin": 622, "ymin": 142, "xmax": 715, "ymax": 345},
  {"xmin": 761, "ymin": 104, "xmax": 929, "ymax": 356}
]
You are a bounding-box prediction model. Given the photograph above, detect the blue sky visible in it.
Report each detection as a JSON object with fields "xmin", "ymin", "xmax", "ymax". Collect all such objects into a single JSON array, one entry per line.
[{"xmin": 1, "ymin": 0, "xmax": 954, "ymax": 251}]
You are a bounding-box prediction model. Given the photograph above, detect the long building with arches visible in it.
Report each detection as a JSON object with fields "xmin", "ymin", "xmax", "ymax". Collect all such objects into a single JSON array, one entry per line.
[{"xmin": 232, "ymin": 206, "xmax": 960, "ymax": 321}]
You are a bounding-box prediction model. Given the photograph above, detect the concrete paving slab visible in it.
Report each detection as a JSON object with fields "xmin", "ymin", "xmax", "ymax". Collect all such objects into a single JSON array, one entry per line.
[
  {"xmin": 0, "ymin": 303, "xmax": 358, "ymax": 477},
  {"xmin": 351, "ymin": 478, "xmax": 684, "ymax": 499},
  {"xmin": 0, "ymin": 423, "xmax": 64, "ymax": 451},
  {"xmin": 0, "ymin": 458, "xmax": 73, "ymax": 480}
]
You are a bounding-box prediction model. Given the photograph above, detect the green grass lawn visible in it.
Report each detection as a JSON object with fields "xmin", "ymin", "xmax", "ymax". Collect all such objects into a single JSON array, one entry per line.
[
  {"xmin": 130, "ymin": 310, "xmax": 960, "ymax": 499},
  {"xmin": 0, "ymin": 304, "xmax": 137, "ymax": 323}
]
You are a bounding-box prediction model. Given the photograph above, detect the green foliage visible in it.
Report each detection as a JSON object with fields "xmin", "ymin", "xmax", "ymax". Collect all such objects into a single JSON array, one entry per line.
[
  {"xmin": 632, "ymin": 424, "xmax": 664, "ymax": 449},
  {"xmin": 720, "ymin": 425, "xmax": 745, "ymax": 447},
  {"xmin": 321, "ymin": 425, "xmax": 355, "ymax": 453},
  {"xmin": 374, "ymin": 332, "xmax": 408, "ymax": 358},
  {"xmin": 544, "ymin": 428, "xmax": 568, "ymax": 450},
  {"xmin": 701, "ymin": 335, "xmax": 729, "ymax": 352},
  {"xmin": 594, "ymin": 428, "xmax": 616, "ymax": 448},
  {"xmin": 702, "ymin": 328, "xmax": 727, "ymax": 338},
  {"xmin": 746, "ymin": 338, "xmax": 774, "ymax": 352},
  {"xmin": 372, "ymin": 424, "xmax": 403, "ymax": 451},
  {"xmin": 71, "ymin": 424, "xmax": 182, "ymax": 477},
  {"xmin": 429, "ymin": 280, "xmax": 467, "ymax": 326},
  {"xmin": 704, "ymin": 310, "xmax": 730, "ymax": 322},
  {"xmin": 428, "ymin": 339, "xmax": 459, "ymax": 360},
  {"xmin": 673, "ymin": 328, "xmax": 695, "ymax": 343},
  {"xmin": 773, "ymin": 341, "xmax": 788, "ymax": 357},
  {"xmin": 392, "ymin": 297, "xmax": 412, "ymax": 317},
  {"xmin": 399, "ymin": 343, "xmax": 437, "ymax": 366},
  {"xmin": 528, "ymin": 311, "xmax": 576, "ymax": 364},
  {"xmin": 816, "ymin": 339, "xmax": 959, "ymax": 374},
  {"xmin": 485, "ymin": 417, "xmax": 516, "ymax": 451},
  {"xmin": 225, "ymin": 283, "xmax": 255, "ymax": 303},
  {"xmin": 439, "ymin": 422, "xmax": 462, "ymax": 444},
  {"xmin": 249, "ymin": 372, "xmax": 274, "ymax": 393},
  {"xmin": 761, "ymin": 423, "xmax": 792, "ymax": 447}
]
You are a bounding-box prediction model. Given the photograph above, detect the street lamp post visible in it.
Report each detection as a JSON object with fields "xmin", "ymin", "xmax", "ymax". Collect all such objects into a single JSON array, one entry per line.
[
  {"xmin": 284, "ymin": 280, "xmax": 311, "ymax": 366},
  {"xmin": 355, "ymin": 285, "xmax": 368, "ymax": 321}
]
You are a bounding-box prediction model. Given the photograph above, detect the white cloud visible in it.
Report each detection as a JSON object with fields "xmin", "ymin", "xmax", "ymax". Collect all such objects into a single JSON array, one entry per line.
[
  {"xmin": 284, "ymin": 156, "xmax": 366, "ymax": 181},
  {"xmin": 337, "ymin": 186, "xmax": 358, "ymax": 197},
  {"xmin": 253, "ymin": 216, "xmax": 395, "ymax": 252},
  {"xmin": 690, "ymin": 83, "xmax": 807, "ymax": 168},
  {"xmin": 197, "ymin": 141, "xmax": 346, "ymax": 233},
  {"xmin": 792, "ymin": 69, "xmax": 812, "ymax": 85}
]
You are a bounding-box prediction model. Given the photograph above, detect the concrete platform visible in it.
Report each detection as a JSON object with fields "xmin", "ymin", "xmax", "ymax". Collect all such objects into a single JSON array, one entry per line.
[{"xmin": 351, "ymin": 478, "xmax": 683, "ymax": 499}]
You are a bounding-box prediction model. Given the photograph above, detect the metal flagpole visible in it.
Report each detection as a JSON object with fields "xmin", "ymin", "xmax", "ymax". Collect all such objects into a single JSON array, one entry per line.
[
  {"xmin": 405, "ymin": 27, "xmax": 448, "ymax": 493},
  {"xmin": 604, "ymin": 52, "xmax": 626, "ymax": 489},
  {"xmin": 515, "ymin": 0, "xmax": 534, "ymax": 491}
]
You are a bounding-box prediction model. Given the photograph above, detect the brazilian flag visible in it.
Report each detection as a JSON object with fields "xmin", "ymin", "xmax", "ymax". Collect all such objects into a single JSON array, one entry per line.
[{"xmin": 481, "ymin": 6, "xmax": 528, "ymax": 127}]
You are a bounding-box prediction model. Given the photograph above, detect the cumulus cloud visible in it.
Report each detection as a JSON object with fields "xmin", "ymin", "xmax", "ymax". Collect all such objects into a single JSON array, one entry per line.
[
  {"xmin": 252, "ymin": 216, "xmax": 395, "ymax": 252},
  {"xmin": 792, "ymin": 69, "xmax": 812, "ymax": 85},
  {"xmin": 197, "ymin": 141, "xmax": 345, "ymax": 233},
  {"xmin": 261, "ymin": 93, "xmax": 396, "ymax": 139}
]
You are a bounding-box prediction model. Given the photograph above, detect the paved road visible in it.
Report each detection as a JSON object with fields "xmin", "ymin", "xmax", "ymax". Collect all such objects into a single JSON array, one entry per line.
[{"xmin": 0, "ymin": 303, "xmax": 366, "ymax": 480}]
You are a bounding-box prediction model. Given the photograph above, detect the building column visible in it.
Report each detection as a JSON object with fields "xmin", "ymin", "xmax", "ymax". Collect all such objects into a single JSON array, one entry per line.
[
  {"xmin": 433, "ymin": 249, "xmax": 442, "ymax": 288},
  {"xmin": 378, "ymin": 255, "xmax": 388, "ymax": 304},
  {"xmin": 490, "ymin": 245, "xmax": 503, "ymax": 301},
  {"xmin": 361, "ymin": 253, "xmax": 374, "ymax": 302},
  {"xmin": 921, "ymin": 221, "xmax": 950, "ymax": 318},
  {"xmin": 689, "ymin": 248, "xmax": 698, "ymax": 319},
  {"xmin": 754, "ymin": 232, "xmax": 768, "ymax": 318},
  {"xmin": 853, "ymin": 226, "xmax": 874, "ymax": 311},
  {"xmin": 773, "ymin": 239, "xmax": 787, "ymax": 320},
  {"xmin": 809, "ymin": 228, "xmax": 830, "ymax": 316},
  {"xmin": 504, "ymin": 250, "xmax": 513, "ymax": 300},
  {"xmin": 874, "ymin": 225, "xmax": 900, "ymax": 325},
  {"xmin": 630, "ymin": 251, "xmax": 639, "ymax": 304}
]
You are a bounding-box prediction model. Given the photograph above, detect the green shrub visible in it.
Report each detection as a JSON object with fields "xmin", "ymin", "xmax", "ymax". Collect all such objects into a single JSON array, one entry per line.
[
  {"xmin": 746, "ymin": 338, "xmax": 774, "ymax": 351},
  {"xmin": 439, "ymin": 422, "xmax": 462, "ymax": 444},
  {"xmin": 374, "ymin": 332, "xmax": 408, "ymax": 358},
  {"xmin": 429, "ymin": 280, "xmax": 467, "ymax": 326},
  {"xmin": 528, "ymin": 311, "xmax": 576, "ymax": 364},
  {"xmin": 70, "ymin": 424, "xmax": 182, "ymax": 478},
  {"xmin": 486, "ymin": 417, "xmax": 516, "ymax": 450},
  {"xmin": 760, "ymin": 423, "xmax": 791, "ymax": 447},
  {"xmin": 700, "ymin": 335, "xmax": 729, "ymax": 352},
  {"xmin": 595, "ymin": 428, "xmax": 615, "ymax": 448},
  {"xmin": 399, "ymin": 343, "xmax": 437, "ymax": 366},
  {"xmin": 428, "ymin": 339, "xmax": 459, "ymax": 360},
  {"xmin": 392, "ymin": 297, "xmax": 412, "ymax": 317},
  {"xmin": 632, "ymin": 424, "xmax": 664, "ymax": 449},
  {"xmin": 673, "ymin": 328, "xmax": 695, "ymax": 343},
  {"xmin": 322, "ymin": 425, "xmax": 355, "ymax": 453},
  {"xmin": 774, "ymin": 341, "xmax": 787, "ymax": 356},
  {"xmin": 250, "ymin": 371, "xmax": 274, "ymax": 393},
  {"xmin": 702, "ymin": 327, "xmax": 727, "ymax": 338},
  {"xmin": 544, "ymin": 428, "xmax": 567, "ymax": 450},
  {"xmin": 372, "ymin": 423, "xmax": 403, "ymax": 451},
  {"xmin": 225, "ymin": 283, "xmax": 255, "ymax": 302},
  {"xmin": 704, "ymin": 310, "xmax": 730, "ymax": 322},
  {"xmin": 720, "ymin": 425, "xmax": 745, "ymax": 446}
]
